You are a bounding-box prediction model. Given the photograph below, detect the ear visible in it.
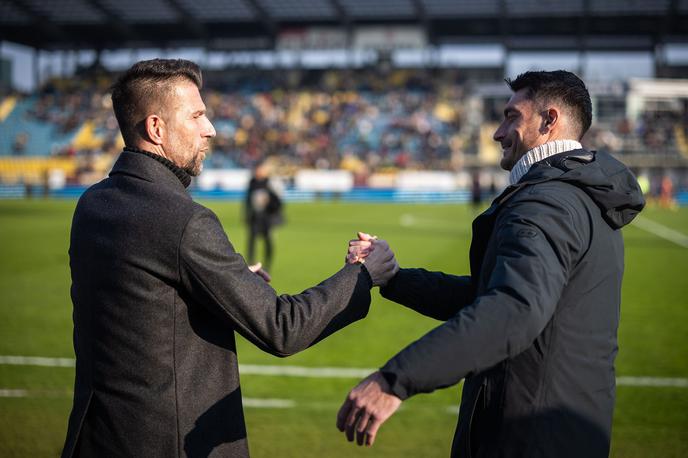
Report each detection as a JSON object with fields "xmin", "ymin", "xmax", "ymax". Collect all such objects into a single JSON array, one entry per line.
[
  {"xmin": 144, "ymin": 114, "xmax": 165, "ymax": 145},
  {"xmin": 545, "ymin": 108, "xmax": 559, "ymax": 128},
  {"xmin": 540, "ymin": 107, "xmax": 559, "ymax": 134}
]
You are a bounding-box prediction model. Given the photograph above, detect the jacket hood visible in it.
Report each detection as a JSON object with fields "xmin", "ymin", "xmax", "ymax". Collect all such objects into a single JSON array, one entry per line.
[{"xmin": 524, "ymin": 149, "xmax": 645, "ymax": 229}]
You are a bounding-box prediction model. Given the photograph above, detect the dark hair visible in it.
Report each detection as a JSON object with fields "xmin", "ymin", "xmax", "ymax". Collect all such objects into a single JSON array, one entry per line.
[
  {"xmin": 111, "ymin": 59, "xmax": 202, "ymax": 144},
  {"xmin": 505, "ymin": 70, "xmax": 592, "ymax": 139}
]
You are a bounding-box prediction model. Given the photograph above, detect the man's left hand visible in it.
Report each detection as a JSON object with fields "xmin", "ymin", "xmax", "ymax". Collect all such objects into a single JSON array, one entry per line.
[{"xmin": 336, "ymin": 371, "xmax": 402, "ymax": 446}]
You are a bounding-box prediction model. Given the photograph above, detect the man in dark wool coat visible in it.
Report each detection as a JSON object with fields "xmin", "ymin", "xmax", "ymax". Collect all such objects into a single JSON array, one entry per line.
[
  {"xmin": 62, "ymin": 59, "xmax": 398, "ymax": 458},
  {"xmin": 338, "ymin": 70, "xmax": 645, "ymax": 457}
]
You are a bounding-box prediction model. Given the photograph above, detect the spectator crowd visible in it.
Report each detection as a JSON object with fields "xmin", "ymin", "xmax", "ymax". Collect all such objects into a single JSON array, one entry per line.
[{"xmin": 4, "ymin": 66, "xmax": 688, "ymax": 180}]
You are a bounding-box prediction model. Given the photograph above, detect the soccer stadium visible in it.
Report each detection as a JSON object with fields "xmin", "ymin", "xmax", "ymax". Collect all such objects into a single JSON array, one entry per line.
[{"xmin": 1, "ymin": 0, "xmax": 687, "ymax": 456}]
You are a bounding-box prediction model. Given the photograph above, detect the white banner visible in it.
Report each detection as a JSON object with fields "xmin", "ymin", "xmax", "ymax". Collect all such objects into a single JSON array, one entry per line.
[
  {"xmin": 295, "ymin": 170, "xmax": 353, "ymax": 192},
  {"xmin": 396, "ymin": 171, "xmax": 456, "ymax": 191},
  {"xmin": 196, "ymin": 169, "xmax": 251, "ymax": 191}
]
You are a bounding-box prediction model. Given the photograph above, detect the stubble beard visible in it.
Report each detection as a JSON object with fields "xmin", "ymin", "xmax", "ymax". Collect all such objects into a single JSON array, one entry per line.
[{"xmin": 183, "ymin": 152, "xmax": 203, "ymax": 176}]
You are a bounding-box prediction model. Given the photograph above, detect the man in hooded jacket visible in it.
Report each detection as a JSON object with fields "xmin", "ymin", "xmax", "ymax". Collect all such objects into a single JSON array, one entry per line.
[{"xmin": 337, "ymin": 70, "xmax": 645, "ymax": 457}]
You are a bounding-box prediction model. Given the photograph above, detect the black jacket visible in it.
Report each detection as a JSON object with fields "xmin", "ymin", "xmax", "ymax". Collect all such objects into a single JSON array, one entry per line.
[
  {"xmin": 245, "ymin": 177, "xmax": 282, "ymax": 229},
  {"xmin": 380, "ymin": 149, "xmax": 644, "ymax": 457},
  {"xmin": 63, "ymin": 150, "xmax": 372, "ymax": 457}
]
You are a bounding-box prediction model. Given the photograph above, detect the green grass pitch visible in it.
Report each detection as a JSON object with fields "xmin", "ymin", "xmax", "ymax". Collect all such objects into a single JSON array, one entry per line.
[{"xmin": 0, "ymin": 198, "xmax": 686, "ymax": 457}]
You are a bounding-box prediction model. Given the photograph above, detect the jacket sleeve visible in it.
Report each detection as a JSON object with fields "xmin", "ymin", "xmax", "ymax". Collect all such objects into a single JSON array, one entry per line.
[
  {"xmin": 178, "ymin": 207, "xmax": 372, "ymax": 357},
  {"xmin": 380, "ymin": 193, "xmax": 588, "ymax": 399},
  {"xmin": 380, "ymin": 269, "xmax": 475, "ymax": 321}
]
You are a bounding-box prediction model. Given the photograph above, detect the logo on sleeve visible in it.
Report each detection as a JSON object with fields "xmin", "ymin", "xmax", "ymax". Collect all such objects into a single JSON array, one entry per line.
[{"xmin": 517, "ymin": 228, "xmax": 538, "ymax": 238}]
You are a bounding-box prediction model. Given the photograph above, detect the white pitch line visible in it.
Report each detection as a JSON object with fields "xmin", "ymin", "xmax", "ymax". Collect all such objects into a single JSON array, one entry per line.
[
  {"xmin": 1, "ymin": 356, "xmax": 686, "ymax": 388},
  {"xmin": 616, "ymin": 376, "xmax": 688, "ymax": 388},
  {"xmin": 0, "ymin": 355, "xmax": 75, "ymax": 367},
  {"xmin": 239, "ymin": 364, "xmax": 373, "ymax": 379},
  {"xmin": 632, "ymin": 216, "xmax": 688, "ymax": 248},
  {"xmin": 0, "ymin": 356, "xmax": 374, "ymax": 378},
  {"xmin": 0, "ymin": 389, "xmax": 28, "ymax": 397},
  {"xmin": 242, "ymin": 398, "xmax": 296, "ymax": 409},
  {"xmin": 445, "ymin": 405, "xmax": 460, "ymax": 415},
  {"xmin": 0, "ymin": 389, "xmax": 294, "ymax": 409},
  {"xmin": 0, "ymin": 387, "xmax": 293, "ymax": 406},
  {"xmin": 399, "ymin": 213, "xmax": 456, "ymax": 229}
]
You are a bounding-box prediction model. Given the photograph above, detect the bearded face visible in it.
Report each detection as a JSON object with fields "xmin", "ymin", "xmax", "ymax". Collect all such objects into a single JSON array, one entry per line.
[{"xmin": 162, "ymin": 80, "xmax": 215, "ymax": 176}]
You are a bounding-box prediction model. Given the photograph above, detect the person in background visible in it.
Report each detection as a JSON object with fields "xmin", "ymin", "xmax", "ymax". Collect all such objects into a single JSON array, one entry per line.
[
  {"xmin": 245, "ymin": 160, "xmax": 283, "ymax": 271},
  {"xmin": 470, "ymin": 170, "xmax": 482, "ymax": 211},
  {"xmin": 659, "ymin": 174, "xmax": 677, "ymax": 210},
  {"xmin": 12, "ymin": 132, "xmax": 28, "ymax": 155}
]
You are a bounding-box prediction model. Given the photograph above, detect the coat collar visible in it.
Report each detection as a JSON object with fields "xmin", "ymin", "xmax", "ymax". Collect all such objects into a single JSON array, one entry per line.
[
  {"xmin": 109, "ymin": 149, "xmax": 191, "ymax": 191},
  {"xmin": 493, "ymin": 148, "xmax": 595, "ymax": 207},
  {"xmin": 468, "ymin": 149, "xmax": 595, "ymax": 279}
]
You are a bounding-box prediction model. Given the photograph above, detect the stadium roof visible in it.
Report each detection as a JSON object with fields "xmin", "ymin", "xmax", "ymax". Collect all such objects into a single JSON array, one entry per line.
[{"xmin": 1, "ymin": 0, "xmax": 687, "ymax": 52}]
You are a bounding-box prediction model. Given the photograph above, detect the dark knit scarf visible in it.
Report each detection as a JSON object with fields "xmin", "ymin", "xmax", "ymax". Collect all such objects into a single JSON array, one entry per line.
[{"xmin": 123, "ymin": 146, "xmax": 192, "ymax": 188}]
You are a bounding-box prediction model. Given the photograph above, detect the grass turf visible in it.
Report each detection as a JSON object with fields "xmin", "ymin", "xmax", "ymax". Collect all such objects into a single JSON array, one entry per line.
[{"xmin": 0, "ymin": 198, "xmax": 686, "ymax": 457}]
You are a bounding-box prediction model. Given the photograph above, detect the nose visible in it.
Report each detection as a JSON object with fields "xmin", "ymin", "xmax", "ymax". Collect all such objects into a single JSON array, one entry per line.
[
  {"xmin": 493, "ymin": 123, "xmax": 504, "ymax": 142},
  {"xmin": 203, "ymin": 118, "xmax": 216, "ymax": 138}
]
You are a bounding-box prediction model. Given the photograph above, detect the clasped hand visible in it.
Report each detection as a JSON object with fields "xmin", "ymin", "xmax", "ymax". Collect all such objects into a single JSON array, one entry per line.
[{"xmin": 345, "ymin": 232, "xmax": 399, "ymax": 287}]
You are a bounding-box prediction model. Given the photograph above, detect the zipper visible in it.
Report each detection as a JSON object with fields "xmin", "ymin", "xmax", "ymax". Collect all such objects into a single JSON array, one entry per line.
[{"xmin": 467, "ymin": 378, "xmax": 488, "ymax": 458}]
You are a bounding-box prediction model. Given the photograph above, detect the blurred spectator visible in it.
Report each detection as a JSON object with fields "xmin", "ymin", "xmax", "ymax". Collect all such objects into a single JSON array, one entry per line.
[
  {"xmin": 245, "ymin": 161, "xmax": 284, "ymax": 271},
  {"xmin": 471, "ymin": 170, "xmax": 482, "ymax": 211},
  {"xmin": 12, "ymin": 132, "xmax": 28, "ymax": 155},
  {"xmin": 660, "ymin": 175, "xmax": 677, "ymax": 210},
  {"xmin": 636, "ymin": 172, "xmax": 651, "ymax": 196}
]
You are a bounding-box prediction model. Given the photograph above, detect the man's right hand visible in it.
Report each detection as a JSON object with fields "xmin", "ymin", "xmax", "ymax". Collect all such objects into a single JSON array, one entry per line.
[
  {"xmin": 347, "ymin": 232, "xmax": 399, "ymax": 287},
  {"xmin": 248, "ymin": 262, "xmax": 271, "ymax": 282},
  {"xmin": 346, "ymin": 232, "xmax": 375, "ymax": 264},
  {"xmin": 336, "ymin": 370, "xmax": 402, "ymax": 446}
]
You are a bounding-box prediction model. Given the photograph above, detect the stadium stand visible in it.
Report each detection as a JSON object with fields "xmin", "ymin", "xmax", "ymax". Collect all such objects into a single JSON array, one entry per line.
[
  {"xmin": 2, "ymin": 68, "xmax": 688, "ymax": 174},
  {"xmin": 1, "ymin": 0, "xmax": 687, "ymax": 199}
]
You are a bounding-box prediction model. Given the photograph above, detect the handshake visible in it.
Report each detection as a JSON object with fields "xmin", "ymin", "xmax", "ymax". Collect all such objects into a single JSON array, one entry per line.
[
  {"xmin": 248, "ymin": 232, "xmax": 403, "ymax": 446},
  {"xmin": 345, "ymin": 232, "xmax": 400, "ymax": 287}
]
